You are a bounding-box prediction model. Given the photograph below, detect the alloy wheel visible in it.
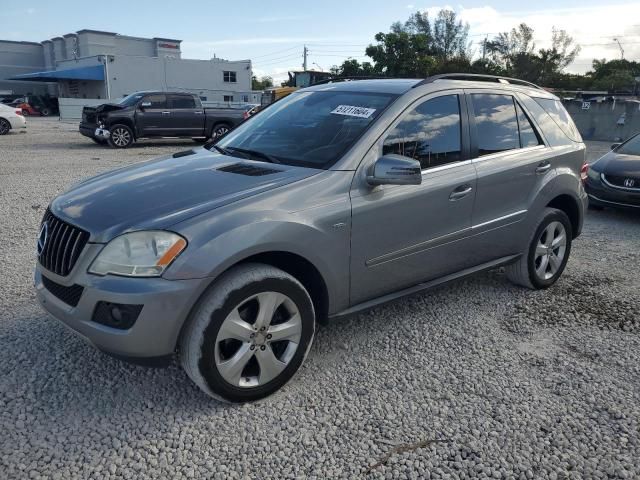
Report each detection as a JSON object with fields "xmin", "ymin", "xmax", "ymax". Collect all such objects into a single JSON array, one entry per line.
[
  {"xmin": 214, "ymin": 291, "xmax": 302, "ymax": 388},
  {"xmin": 214, "ymin": 126, "xmax": 229, "ymax": 138},
  {"xmin": 0, "ymin": 119, "xmax": 9, "ymax": 135},
  {"xmin": 534, "ymin": 221, "xmax": 567, "ymax": 280},
  {"xmin": 111, "ymin": 127, "xmax": 131, "ymax": 147}
]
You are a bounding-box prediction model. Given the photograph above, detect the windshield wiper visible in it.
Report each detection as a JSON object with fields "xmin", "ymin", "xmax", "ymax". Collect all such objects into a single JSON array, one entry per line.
[
  {"xmin": 212, "ymin": 145, "xmax": 231, "ymax": 156},
  {"xmin": 225, "ymin": 147, "xmax": 282, "ymax": 164}
]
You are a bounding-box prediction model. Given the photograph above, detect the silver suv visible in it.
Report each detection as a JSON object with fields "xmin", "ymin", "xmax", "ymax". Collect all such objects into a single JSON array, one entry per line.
[{"xmin": 35, "ymin": 74, "xmax": 587, "ymax": 402}]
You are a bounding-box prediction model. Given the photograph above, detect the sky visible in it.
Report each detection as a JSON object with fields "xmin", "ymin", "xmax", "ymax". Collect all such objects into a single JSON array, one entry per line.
[{"xmin": 2, "ymin": 0, "xmax": 639, "ymax": 83}]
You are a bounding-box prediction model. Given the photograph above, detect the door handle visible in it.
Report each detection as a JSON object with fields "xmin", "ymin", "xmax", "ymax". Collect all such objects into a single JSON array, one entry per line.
[
  {"xmin": 536, "ymin": 161, "xmax": 551, "ymax": 174},
  {"xmin": 194, "ymin": 111, "xmax": 203, "ymax": 114},
  {"xmin": 449, "ymin": 185, "xmax": 473, "ymax": 201},
  {"xmin": 161, "ymin": 111, "xmax": 171, "ymax": 115}
]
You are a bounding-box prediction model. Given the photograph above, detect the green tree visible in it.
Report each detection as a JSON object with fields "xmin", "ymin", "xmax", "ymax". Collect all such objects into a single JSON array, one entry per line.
[
  {"xmin": 330, "ymin": 59, "xmax": 376, "ymax": 77},
  {"xmin": 251, "ymin": 75, "xmax": 274, "ymax": 90}
]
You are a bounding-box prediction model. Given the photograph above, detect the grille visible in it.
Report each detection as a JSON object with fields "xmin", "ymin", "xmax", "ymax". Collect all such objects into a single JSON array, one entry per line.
[
  {"xmin": 217, "ymin": 163, "xmax": 280, "ymax": 176},
  {"xmin": 602, "ymin": 174, "xmax": 640, "ymax": 190},
  {"xmin": 41, "ymin": 275, "xmax": 84, "ymax": 307},
  {"xmin": 38, "ymin": 210, "xmax": 90, "ymax": 277}
]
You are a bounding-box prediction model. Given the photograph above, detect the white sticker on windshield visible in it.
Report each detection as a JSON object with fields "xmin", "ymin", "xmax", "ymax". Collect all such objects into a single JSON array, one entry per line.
[{"xmin": 330, "ymin": 105, "xmax": 376, "ymax": 119}]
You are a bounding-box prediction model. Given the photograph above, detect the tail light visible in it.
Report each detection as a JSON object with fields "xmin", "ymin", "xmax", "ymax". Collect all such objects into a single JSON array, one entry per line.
[
  {"xmin": 580, "ymin": 163, "xmax": 589, "ymax": 183},
  {"xmin": 15, "ymin": 109, "xmax": 23, "ymax": 116}
]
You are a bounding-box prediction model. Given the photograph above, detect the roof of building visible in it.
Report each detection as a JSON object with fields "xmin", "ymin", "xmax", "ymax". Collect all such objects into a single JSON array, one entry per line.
[
  {"xmin": 75, "ymin": 29, "xmax": 117, "ymax": 36},
  {"xmin": 0, "ymin": 39, "xmax": 42, "ymax": 46}
]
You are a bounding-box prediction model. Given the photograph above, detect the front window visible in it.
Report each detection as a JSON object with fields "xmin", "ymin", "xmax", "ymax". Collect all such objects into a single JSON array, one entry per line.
[
  {"xmin": 214, "ymin": 90, "xmax": 397, "ymax": 169},
  {"xmin": 223, "ymin": 71, "xmax": 237, "ymax": 83},
  {"xmin": 383, "ymin": 94, "xmax": 462, "ymax": 169},
  {"xmin": 118, "ymin": 93, "xmax": 144, "ymax": 107}
]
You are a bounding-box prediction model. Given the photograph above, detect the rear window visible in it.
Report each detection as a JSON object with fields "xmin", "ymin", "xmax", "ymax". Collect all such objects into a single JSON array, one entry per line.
[{"xmin": 533, "ymin": 98, "xmax": 582, "ymax": 142}]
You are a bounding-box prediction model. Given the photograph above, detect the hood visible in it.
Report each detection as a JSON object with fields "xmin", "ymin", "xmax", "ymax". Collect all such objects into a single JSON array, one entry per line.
[
  {"xmin": 83, "ymin": 103, "xmax": 125, "ymax": 114},
  {"xmin": 50, "ymin": 148, "xmax": 319, "ymax": 242},
  {"xmin": 591, "ymin": 150, "xmax": 640, "ymax": 177}
]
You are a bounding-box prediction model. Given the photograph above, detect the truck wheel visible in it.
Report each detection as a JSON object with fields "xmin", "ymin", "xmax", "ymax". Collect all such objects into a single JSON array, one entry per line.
[
  {"xmin": 211, "ymin": 124, "xmax": 230, "ymax": 139},
  {"xmin": 180, "ymin": 263, "xmax": 315, "ymax": 403},
  {"xmin": 108, "ymin": 124, "xmax": 134, "ymax": 148},
  {"xmin": 506, "ymin": 207, "xmax": 572, "ymax": 289},
  {"xmin": 40, "ymin": 107, "xmax": 51, "ymax": 116}
]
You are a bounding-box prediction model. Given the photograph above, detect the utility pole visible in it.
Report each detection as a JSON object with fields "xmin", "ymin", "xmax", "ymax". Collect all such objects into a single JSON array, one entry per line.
[
  {"xmin": 303, "ymin": 45, "xmax": 308, "ymax": 71},
  {"xmin": 482, "ymin": 35, "xmax": 488, "ymax": 61},
  {"xmin": 613, "ymin": 38, "xmax": 624, "ymax": 60}
]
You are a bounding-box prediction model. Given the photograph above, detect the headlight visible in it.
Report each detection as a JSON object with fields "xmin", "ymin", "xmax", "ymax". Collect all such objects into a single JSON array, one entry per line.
[
  {"xmin": 587, "ymin": 167, "xmax": 600, "ymax": 181},
  {"xmin": 89, "ymin": 231, "xmax": 187, "ymax": 277}
]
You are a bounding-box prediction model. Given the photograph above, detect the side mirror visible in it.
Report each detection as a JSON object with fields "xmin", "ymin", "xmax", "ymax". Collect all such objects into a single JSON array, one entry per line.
[
  {"xmin": 366, "ymin": 154, "xmax": 422, "ymax": 186},
  {"xmin": 611, "ymin": 143, "xmax": 621, "ymax": 150}
]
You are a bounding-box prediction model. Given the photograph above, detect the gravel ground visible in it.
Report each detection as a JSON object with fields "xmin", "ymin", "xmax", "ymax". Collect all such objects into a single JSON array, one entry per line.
[{"xmin": 1, "ymin": 118, "xmax": 639, "ymax": 479}]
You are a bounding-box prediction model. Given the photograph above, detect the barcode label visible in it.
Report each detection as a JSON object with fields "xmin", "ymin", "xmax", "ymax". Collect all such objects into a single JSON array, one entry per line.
[{"xmin": 330, "ymin": 105, "xmax": 376, "ymax": 119}]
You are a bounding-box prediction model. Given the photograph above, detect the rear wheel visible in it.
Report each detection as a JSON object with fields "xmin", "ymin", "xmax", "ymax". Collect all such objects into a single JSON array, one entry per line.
[
  {"xmin": 108, "ymin": 124, "xmax": 134, "ymax": 148},
  {"xmin": 0, "ymin": 118, "xmax": 10, "ymax": 135},
  {"xmin": 210, "ymin": 123, "xmax": 230, "ymax": 140},
  {"xmin": 180, "ymin": 263, "xmax": 315, "ymax": 403},
  {"xmin": 506, "ymin": 208, "xmax": 572, "ymax": 289}
]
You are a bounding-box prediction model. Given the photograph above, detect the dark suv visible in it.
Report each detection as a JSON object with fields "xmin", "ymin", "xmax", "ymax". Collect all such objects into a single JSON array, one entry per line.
[{"xmin": 37, "ymin": 74, "xmax": 587, "ymax": 402}]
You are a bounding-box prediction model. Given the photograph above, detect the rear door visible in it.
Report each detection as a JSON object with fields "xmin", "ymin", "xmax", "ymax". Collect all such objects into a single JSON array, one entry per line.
[
  {"xmin": 350, "ymin": 90, "xmax": 478, "ymax": 304},
  {"xmin": 137, "ymin": 94, "xmax": 168, "ymax": 136},
  {"xmin": 167, "ymin": 94, "xmax": 205, "ymax": 136},
  {"xmin": 464, "ymin": 89, "xmax": 550, "ymax": 262}
]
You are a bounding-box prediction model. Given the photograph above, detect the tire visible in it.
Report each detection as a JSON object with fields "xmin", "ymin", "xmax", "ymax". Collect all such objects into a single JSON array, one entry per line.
[
  {"xmin": 506, "ymin": 207, "xmax": 572, "ymax": 289},
  {"xmin": 180, "ymin": 263, "xmax": 315, "ymax": 403},
  {"xmin": 40, "ymin": 108, "xmax": 51, "ymax": 116},
  {"xmin": 22, "ymin": 109, "xmax": 29, "ymax": 116},
  {"xmin": 0, "ymin": 118, "xmax": 10, "ymax": 135},
  {"xmin": 210, "ymin": 123, "xmax": 230, "ymax": 139},
  {"xmin": 107, "ymin": 124, "xmax": 134, "ymax": 148}
]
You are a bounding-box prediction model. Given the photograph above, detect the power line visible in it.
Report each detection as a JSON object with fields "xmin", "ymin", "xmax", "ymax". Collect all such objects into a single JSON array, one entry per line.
[
  {"xmin": 253, "ymin": 53, "xmax": 301, "ymax": 66},
  {"xmin": 250, "ymin": 45, "xmax": 302, "ymax": 59}
]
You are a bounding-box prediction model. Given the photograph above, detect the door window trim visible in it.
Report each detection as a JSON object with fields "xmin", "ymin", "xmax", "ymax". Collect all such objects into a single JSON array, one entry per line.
[
  {"xmin": 376, "ymin": 89, "xmax": 472, "ymax": 174},
  {"xmin": 464, "ymin": 89, "xmax": 547, "ymax": 162}
]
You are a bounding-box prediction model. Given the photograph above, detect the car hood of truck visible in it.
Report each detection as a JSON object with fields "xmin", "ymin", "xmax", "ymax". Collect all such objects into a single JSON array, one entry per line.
[{"xmin": 49, "ymin": 148, "xmax": 320, "ymax": 243}]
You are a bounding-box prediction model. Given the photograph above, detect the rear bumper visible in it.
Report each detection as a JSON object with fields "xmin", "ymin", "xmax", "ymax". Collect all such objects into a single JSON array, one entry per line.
[{"xmin": 9, "ymin": 115, "xmax": 27, "ymax": 130}]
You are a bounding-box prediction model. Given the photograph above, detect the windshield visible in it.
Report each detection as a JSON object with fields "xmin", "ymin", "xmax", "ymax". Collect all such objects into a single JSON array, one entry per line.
[
  {"xmin": 214, "ymin": 90, "xmax": 397, "ymax": 168},
  {"xmin": 616, "ymin": 134, "xmax": 640, "ymax": 156},
  {"xmin": 118, "ymin": 93, "xmax": 144, "ymax": 107}
]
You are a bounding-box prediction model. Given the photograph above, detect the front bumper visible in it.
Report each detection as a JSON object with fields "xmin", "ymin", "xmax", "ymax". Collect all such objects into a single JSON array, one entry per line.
[
  {"xmin": 79, "ymin": 122, "xmax": 110, "ymax": 139},
  {"xmin": 585, "ymin": 174, "xmax": 640, "ymax": 210},
  {"xmin": 34, "ymin": 253, "xmax": 208, "ymax": 361}
]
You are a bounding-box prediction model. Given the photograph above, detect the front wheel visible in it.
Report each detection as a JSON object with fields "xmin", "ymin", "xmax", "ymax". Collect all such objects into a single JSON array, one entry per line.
[
  {"xmin": 108, "ymin": 124, "xmax": 134, "ymax": 148},
  {"xmin": 180, "ymin": 263, "xmax": 315, "ymax": 403},
  {"xmin": 506, "ymin": 207, "xmax": 572, "ymax": 289}
]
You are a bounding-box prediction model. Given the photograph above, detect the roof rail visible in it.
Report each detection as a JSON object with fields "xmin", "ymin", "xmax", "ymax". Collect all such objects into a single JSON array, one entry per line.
[
  {"xmin": 308, "ymin": 75, "xmax": 392, "ymax": 87},
  {"xmin": 413, "ymin": 73, "xmax": 543, "ymax": 90}
]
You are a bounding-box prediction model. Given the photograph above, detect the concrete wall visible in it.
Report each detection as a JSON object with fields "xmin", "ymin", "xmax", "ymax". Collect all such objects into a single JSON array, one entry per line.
[
  {"xmin": 564, "ymin": 100, "xmax": 640, "ymax": 142},
  {"xmin": 0, "ymin": 40, "xmax": 49, "ymax": 95},
  {"xmin": 107, "ymin": 55, "xmax": 253, "ymax": 102},
  {"xmin": 58, "ymin": 97, "xmax": 106, "ymax": 120}
]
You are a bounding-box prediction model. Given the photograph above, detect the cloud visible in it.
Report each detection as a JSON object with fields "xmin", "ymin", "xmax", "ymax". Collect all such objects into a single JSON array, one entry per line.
[{"xmin": 416, "ymin": 3, "xmax": 640, "ymax": 73}]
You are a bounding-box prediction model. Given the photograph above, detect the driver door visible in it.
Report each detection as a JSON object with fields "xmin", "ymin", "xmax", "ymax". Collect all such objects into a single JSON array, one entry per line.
[
  {"xmin": 349, "ymin": 91, "xmax": 478, "ymax": 304},
  {"xmin": 136, "ymin": 94, "xmax": 167, "ymax": 136}
]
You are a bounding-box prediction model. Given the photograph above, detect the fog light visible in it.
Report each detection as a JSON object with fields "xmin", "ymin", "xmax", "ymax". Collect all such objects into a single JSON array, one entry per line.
[{"xmin": 92, "ymin": 302, "xmax": 143, "ymax": 330}]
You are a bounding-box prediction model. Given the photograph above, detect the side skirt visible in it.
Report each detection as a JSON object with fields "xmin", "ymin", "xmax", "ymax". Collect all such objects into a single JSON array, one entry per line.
[{"xmin": 329, "ymin": 254, "xmax": 521, "ymax": 320}]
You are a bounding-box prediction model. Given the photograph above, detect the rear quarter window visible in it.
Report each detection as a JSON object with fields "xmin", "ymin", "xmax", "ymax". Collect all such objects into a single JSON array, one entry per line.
[{"xmin": 533, "ymin": 97, "xmax": 582, "ymax": 143}]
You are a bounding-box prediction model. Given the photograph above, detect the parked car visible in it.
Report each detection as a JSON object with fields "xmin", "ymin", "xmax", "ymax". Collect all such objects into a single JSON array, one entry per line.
[
  {"xmin": 0, "ymin": 103, "xmax": 27, "ymax": 135},
  {"xmin": 35, "ymin": 74, "xmax": 587, "ymax": 402},
  {"xmin": 8, "ymin": 98, "xmax": 41, "ymax": 116},
  {"xmin": 79, "ymin": 92, "xmax": 249, "ymax": 148},
  {"xmin": 585, "ymin": 134, "xmax": 640, "ymax": 210}
]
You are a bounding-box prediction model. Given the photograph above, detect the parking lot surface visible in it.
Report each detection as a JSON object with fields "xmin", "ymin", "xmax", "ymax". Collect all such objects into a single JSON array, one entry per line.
[{"xmin": 1, "ymin": 118, "xmax": 639, "ymax": 479}]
